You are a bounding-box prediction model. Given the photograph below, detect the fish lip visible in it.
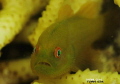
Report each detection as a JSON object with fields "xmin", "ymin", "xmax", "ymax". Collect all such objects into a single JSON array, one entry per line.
[{"xmin": 38, "ymin": 61, "xmax": 51, "ymax": 67}]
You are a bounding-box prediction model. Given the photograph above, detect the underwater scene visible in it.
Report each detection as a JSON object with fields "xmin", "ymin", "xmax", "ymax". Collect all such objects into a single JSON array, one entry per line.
[{"xmin": 0, "ymin": 0, "xmax": 120, "ymax": 84}]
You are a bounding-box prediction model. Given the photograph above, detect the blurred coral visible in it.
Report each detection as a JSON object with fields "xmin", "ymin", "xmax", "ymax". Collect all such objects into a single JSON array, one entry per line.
[
  {"xmin": 32, "ymin": 69, "xmax": 120, "ymax": 84},
  {"xmin": 0, "ymin": 0, "xmax": 49, "ymax": 49}
]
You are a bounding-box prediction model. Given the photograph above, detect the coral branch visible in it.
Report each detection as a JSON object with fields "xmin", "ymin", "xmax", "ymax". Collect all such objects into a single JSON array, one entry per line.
[
  {"xmin": 0, "ymin": 58, "xmax": 36, "ymax": 84},
  {"xmin": 0, "ymin": 0, "xmax": 49, "ymax": 49},
  {"xmin": 32, "ymin": 69, "xmax": 120, "ymax": 84}
]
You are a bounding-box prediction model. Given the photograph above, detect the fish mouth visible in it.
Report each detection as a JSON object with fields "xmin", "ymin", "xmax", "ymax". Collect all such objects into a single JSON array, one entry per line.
[{"xmin": 38, "ymin": 62, "xmax": 51, "ymax": 67}]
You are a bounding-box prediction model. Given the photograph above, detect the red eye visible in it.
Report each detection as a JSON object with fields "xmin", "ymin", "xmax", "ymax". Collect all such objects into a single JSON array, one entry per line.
[
  {"xmin": 33, "ymin": 45, "xmax": 40, "ymax": 54},
  {"xmin": 54, "ymin": 47, "xmax": 61, "ymax": 58}
]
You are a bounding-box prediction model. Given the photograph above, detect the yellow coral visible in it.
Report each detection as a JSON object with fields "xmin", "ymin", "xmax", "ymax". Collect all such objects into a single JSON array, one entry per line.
[
  {"xmin": 114, "ymin": 0, "xmax": 120, "ymax": 7},
  {"xmin": 28, "ymin": 0, "xmax": 103, "ymax": 46},
  {"xmin": 32, "ymin": 69, "xmax": 120, "ymax": 84},
  {"xmin": 28, "ymin": 0, "xmax": 64, "ymax": 46},
  {"xmin": 0, "ymin": 0, "xmax": 48, "ymax": 49},
  {"xmin": 0, "ymin": 0, "xmax": 118, "ymax": 84},
  {"xmin": 0, "ymin": 58, "xmax": 36, "ymax": 84}
]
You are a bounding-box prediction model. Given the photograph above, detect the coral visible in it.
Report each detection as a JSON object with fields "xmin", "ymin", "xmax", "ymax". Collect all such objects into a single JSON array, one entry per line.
[
  {"xmin": 0, "ymin": 0, "xmax": 48, "ymax": 49},
  {"xmin": 0, "ymin": 0, "xmax": 120, "ymax": 84},
  {"xmin": 114, "ymin": 0, "xmax": 120, "ymax": 6},
  {"xmin": 32, "ymin": 69, "xmax": 120, "ymax": 84},
  {"xmin": 0, "ymin": 58, "xmax": 36, "ymax": 84},
  {"xmin": 0, "ymin": 0, "xmax": 49, "ymax": 83},
  {"xmin": 28, "ymin": 0, "xmax": 103, "ymax": 46}
]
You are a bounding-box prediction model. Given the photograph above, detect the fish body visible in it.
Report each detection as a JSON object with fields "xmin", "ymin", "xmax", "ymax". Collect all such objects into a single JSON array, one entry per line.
[{"xmin": 31, "ymin": 15, "xmax": 104, "ymax": 78}]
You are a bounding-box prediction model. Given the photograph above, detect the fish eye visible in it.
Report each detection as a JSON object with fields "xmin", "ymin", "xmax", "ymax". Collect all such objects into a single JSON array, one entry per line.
[
  {"xmin": 54, "ymin": 47, "xmax": 61, "ymax": 58},
  {"xmin": 33, "ymin": 45, "xmax": 40, "ymax": 54}
]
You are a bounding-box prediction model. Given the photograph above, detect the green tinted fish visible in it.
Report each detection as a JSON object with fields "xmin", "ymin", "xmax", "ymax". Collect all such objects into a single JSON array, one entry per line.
[{"xmin": 31, "ymin": 15, "xmax": 105, "ymax": 78}]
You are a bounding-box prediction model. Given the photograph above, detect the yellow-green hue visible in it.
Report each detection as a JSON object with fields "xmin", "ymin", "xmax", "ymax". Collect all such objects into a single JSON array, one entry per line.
[
  {"xmin": 28, "ymin": 0, "xmax": 103, "ymax": 46},
  {"xmin": 0, "ymin": 0, "xmax": 48, "ymax": 49},
  {"xmin": 114, "ymin": 0, "xmax": 120, "ymax": 7},
  {"xmin": 32, "ymin": 69, "xmax": 120, "ymax": 84},
  {"xmin": 31, "ymin": 14, "xmax": 105, "ymax": 78}
]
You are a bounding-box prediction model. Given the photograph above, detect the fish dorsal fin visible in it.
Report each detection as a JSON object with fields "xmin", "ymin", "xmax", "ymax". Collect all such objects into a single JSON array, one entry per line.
[
  {"xmin": 75, "ymin": 1, "xmax": 103, "ymax": 18},
  {"xmin": 56, "ymin": 4, "xmax": 74, "ymax": 22},
  {"xmin": 56, "ymin": 0, "xmax": 103, "ymax": 22}
]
